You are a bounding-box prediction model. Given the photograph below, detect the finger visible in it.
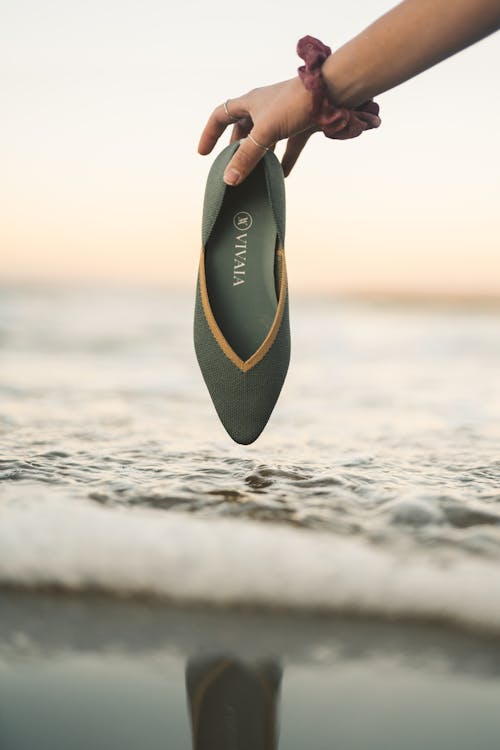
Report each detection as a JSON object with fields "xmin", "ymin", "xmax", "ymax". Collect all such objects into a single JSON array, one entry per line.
[
  {"xmin": 229, "ymin": 117, "xmax": 253, "ymax": 144},
  {"xmin": 197, "ymin": 104, "xmax": 234, "ymax": 155},
  {"xmin": 223, "ymin": 130, "xmax": 273, "ymax": 186},
  {"xmin": 281, "ymin": 129, "xmax": 314, "ymax": 177},
  {"xmin": 198, "ymin": 97, "xmax": 250, "ymax": 155}
]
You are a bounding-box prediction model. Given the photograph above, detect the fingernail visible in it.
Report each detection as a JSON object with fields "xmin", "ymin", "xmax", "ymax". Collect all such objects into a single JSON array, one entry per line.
[{"xmin": 224, "ymin": 168, "xmax": 240, "ymax": 186}]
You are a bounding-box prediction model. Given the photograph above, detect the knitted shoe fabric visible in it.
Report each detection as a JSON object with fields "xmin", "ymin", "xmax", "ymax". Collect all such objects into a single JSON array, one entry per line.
[{"xmin": 194, "ymin": 142, "xmax": 290, "ymax": 445}]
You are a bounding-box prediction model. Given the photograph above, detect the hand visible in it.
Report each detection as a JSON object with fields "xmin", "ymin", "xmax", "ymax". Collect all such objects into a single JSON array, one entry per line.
[{"xmin": 198, "ymin": 77, "xmax": 316, "ymax": 185}]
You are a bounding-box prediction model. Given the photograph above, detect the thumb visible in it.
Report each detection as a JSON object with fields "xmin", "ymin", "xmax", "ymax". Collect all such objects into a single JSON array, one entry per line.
[{"xmin": 223, "ymin": 132, "xmax": 272, "ymax": 186}]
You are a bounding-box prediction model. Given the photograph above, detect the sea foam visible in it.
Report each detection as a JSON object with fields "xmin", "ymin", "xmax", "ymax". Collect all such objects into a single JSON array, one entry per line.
[{"xmin": 1, "ymin": 490, "xmax": 500, "ymax": 635}]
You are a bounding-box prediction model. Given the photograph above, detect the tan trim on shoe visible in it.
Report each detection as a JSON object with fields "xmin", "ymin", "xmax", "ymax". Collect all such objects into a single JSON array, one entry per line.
[{"xmin": 199, "ymin": 246, "xmax": 287, "ymax": 373}]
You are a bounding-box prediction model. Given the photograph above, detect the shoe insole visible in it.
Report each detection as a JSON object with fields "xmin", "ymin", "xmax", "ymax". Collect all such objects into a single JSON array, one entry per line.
[{"xmin": 205, "ymin": 161, "xmax": 278, "ymax": 361}]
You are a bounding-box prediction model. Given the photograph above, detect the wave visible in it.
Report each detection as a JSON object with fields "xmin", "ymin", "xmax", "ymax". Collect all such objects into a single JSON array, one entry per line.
[{"xmin": 1, "ymin": 492, "xmax": 500, "ymax": 634}]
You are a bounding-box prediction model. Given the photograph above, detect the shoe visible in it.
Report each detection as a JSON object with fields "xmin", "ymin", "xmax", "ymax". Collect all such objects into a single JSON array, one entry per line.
[{"xmin": 194, "ymin": 141, "xmax": 290, "ymax": 445}]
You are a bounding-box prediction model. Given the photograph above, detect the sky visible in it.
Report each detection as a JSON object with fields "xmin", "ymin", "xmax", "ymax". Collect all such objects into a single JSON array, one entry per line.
[{"xmin": 1, "ymin": 0, "xmax": 499, "ymax": 295}]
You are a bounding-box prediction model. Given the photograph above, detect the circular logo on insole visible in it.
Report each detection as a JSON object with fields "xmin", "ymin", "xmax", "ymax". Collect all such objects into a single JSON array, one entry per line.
[{"xmin": 233, "ymin": 211, "xmax": 253, "ymax": 231}]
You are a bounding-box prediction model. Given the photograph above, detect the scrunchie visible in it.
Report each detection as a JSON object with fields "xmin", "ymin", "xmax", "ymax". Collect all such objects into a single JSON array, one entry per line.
[{"xmin": 297, "ymin": 35, "xmax": 381, "ymax": 139}]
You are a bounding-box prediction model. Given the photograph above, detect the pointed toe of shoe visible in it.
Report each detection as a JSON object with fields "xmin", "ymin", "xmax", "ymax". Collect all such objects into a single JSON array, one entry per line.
[{"xmin": 194, "ymin": 284, "xmax": 290, "ymax": 445}]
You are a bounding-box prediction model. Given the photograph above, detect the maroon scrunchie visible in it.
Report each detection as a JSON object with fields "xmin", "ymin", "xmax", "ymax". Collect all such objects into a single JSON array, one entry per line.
[{"xmin": 297, "ymin": 35, "xmax": 381, "ymax": 139}]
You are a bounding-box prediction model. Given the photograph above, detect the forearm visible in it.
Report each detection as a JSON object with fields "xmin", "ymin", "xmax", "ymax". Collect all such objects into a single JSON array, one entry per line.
[{"xmin": 322, "ymin": 0, "xmax": 500, "ymax": 107}]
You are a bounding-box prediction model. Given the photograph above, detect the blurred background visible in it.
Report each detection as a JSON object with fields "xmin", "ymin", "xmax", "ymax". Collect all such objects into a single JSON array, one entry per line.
[
  {"xmin": 2, "ymin": 5, "xmax": 500, "ymax": 748},
  {"xmin": 2, "ymin": 0, "xmax": 499, "ymax": 296}
]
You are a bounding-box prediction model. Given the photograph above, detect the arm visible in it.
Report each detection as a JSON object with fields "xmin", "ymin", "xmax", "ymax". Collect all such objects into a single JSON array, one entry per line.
[
  {"xmin": 323, "ymin": 0, "xmax": 500, "ymax": 107},
  {"xmin": 198, "ymin": 0, "xmax": 500, "ymax": 185}
]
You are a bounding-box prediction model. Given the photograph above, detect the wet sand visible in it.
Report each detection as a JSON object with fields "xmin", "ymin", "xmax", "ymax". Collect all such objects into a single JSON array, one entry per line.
[{"xmin": 2, "ymin": 591, "xmax": 500, "ymax": 750}]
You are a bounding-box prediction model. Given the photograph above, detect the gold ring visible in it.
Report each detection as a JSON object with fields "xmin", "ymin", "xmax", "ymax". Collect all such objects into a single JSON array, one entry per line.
[
  {"xmin": 224, "ymin": 100, "xmax": 238, "ymax": 123},
  {"xmin": 247, "ymin": 133, "xmax": 270, "ymax": 152}
]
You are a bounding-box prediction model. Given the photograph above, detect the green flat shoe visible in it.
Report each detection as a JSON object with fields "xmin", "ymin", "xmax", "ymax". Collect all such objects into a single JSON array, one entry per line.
[{"xmin": 194, "ymin": 141, "xmax": 290, "ymax": 445}]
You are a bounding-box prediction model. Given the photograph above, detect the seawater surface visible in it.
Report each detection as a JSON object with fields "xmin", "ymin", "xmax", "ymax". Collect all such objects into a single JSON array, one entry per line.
[{"xmin": 2, "ymin": 285, "xmax": 500, "ymax": 631}]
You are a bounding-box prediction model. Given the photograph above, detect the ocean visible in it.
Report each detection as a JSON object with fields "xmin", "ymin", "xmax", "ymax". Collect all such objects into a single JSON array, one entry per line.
[
  {"xmin": 2, "ymin": 284, "xmax": 500, "ymax": 627},
  {"xmin": 2, "ymin": 284, "xmax": 500, "ymax": 749}
]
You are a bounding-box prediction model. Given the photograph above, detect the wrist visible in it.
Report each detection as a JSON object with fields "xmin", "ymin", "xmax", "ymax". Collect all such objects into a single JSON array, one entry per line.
[
  {"xmin": 321, "ymin": 50, "xmax": 367, "ymax": 109},
  {"xmin": 296, "ymin": 35, "xmax": 381, "ymax": 140}
]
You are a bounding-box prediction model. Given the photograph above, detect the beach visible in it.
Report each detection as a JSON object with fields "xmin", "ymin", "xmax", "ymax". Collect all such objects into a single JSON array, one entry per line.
[{"xmin": 2, "ymin": 284, "xmax": 500, "ymax": 748}]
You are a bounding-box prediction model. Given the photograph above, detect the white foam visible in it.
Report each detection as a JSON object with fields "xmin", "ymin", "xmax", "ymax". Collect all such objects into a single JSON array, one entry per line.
[{"xmin": 1, "ymin": 492, "xmax": 500, "ymax": 634}]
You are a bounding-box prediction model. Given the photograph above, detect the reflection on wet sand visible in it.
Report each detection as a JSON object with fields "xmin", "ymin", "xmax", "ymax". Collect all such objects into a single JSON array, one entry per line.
[
  {"xmin": 186, "ymin": 656, "xmax": 281, "ymax": 749},
  {"xmin": 2, "ymin": 592, "xmax": 500, "ymax": 750}
]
